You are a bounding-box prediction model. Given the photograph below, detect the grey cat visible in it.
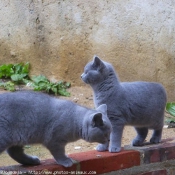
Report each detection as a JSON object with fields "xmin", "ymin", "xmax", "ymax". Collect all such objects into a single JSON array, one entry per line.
[
  {"xmin": 0, "ymin": 91, "xmax": 111, "ymax": 167},
  {"xmin": 81, "ymin": 56, "xmax": 167, "ymax": 152}
]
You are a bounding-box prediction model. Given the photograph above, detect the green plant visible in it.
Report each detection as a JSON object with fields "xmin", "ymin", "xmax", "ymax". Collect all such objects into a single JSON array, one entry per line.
[
  {"xmin": 0, "ymin": 64, "xmax": 14, "ymax": 78},
  {"xmin": 11, "ymin": 62, "xmax": 29, "ymax": 83},
  {"xmin": 165, "ymin": 102, "xmax": 175, "ymax": 126},
  {"xmin": 0, "ymin": 63, "xmax": 30, "ymax": 91},
  {"xmin": 0, "ymin": 81, "xmax": 15, "ymax": 91},
  {"xmin": 0, "ymin": 63, "xmax": 29, "ymax": 82},
  {"xmin": 166, "ymin": 102, "xmax": 175, "ymax": 117},
  {"xmin": 0, "ymin": 63, "xmax": 71, "ymax": 96},
  {"xmin": 30, "ymin": 75, "xmax": 71, "ymax": 96}
]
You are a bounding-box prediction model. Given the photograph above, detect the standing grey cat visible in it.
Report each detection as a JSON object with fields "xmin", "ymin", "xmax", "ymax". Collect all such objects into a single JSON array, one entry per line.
[
  {"xmin": 81, "ymin": 55, "xmax": 167, "ymax": 153},
  {"xmin": 0, "ymin": 91, "xmax": 111, "ymax": 167}
]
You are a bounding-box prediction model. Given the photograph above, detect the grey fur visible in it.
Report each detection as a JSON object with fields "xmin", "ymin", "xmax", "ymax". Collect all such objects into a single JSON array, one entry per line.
[
  {"xmin": 81, "ymin": 55, "xmax": 167, "ymax": 152},
  {"xmin": 0, "ymin": 91, "xmax": 111, "ymax": 167}
]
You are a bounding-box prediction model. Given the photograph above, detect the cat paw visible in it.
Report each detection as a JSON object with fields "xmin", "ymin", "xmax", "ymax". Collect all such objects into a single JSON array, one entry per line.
[
  {"xmin": 30, "ymin": 156, "xmax": 41, "ymax": 165},
  {"xmin": 132, "ymin": 139, "xmax": 144, "ymax": 146},
  {"xmin": 150, "ymin": 137, "xmax": 161, "ymax": 144},
  {"xmin": 109, "ymin": 146, "xmax": 121, "ymax": 152},
  {"xmin": 21, "ymin": 155, "xmax": 40, "ymax": 165},
  {"xmin": 96, "ymin": 144, "xmax": 108, "ymax": 152},
  {"xmin": 56, "ymin": 157, "xmax": 73, "ymax": 167}
]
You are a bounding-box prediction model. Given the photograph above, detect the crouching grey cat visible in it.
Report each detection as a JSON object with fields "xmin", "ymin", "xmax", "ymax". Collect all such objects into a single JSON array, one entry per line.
[
  {"xmin": 81, "ymin": 55, "xmax": 167, "ymax": 153},
  {"xmin": 0, "ymin": 91, "xmax": 111, "ymax": 167}
]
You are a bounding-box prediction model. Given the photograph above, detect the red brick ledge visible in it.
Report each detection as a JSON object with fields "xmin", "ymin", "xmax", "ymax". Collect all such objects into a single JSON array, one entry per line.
[
  {"xmin": 0, "ymin": 150, "xmax": 140, "ymax": 174},
  {"xmin": 1, "ymin": 138, "xmax": 175, "ymax": 175},
  {"xmin": 124, "ymin": 137, "xmax": 175, "ymax": 164}
]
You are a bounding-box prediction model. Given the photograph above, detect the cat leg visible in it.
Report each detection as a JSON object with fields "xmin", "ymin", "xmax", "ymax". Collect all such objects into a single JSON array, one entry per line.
[
  {"xmin": 96, "ymin": 141, "xmax": 109, "ymax": 152},
  {"xmin": 7, "ymin": 146, "xmax": 40, "ymax": 165},
  {"xmin": 150, "ymin": 129, "xmax": 162, "ymax": 144},
  {"xmin": 0, "ymin": 133, "xmax": 13, "ymax": 153},
  {"xmin": 108, "ymin": 124, "xmax": 124, "ymax": 152},
  {"xmin": 132, "ymin": 127, "xmax": 148, "ymax": 146},
  {"xmin": 47, "ymin": 143, "xmax": 73, "ymax": 167},
  {"xmin": 0, "ymin": 139, "xmax": 9, "ymax": 153},
  {"xmin": 0, "ymin": 144, "xmax": 7, "ymax": 154}
]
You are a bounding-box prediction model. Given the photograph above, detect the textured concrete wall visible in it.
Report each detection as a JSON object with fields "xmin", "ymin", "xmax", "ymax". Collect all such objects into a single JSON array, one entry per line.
[{"xmin": 0, "ymin": 0, "xmax": 175, "ymax": 100}]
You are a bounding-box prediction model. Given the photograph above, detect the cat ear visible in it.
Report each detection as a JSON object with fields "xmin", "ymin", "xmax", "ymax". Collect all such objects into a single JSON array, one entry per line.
[
  {"xmin": 92, "ymin": 55, "xmax": 105, "ymax": 69},
  {"xmin": 92, "ymin": 113, "xmax": 104, "ymax": 127},
  {"xmin": 96, "ymin": 104, "xmax": 107, "ymax": 114}
]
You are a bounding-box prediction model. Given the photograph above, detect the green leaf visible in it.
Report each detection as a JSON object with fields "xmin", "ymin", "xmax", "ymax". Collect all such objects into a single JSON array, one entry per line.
[
  {"xmin": 58, "ymin": 88, "xmax": 70, "ymax": 97},
  {"xmin": 65, "ymin": 82, "xmax": 71, "ymax": 88},
  {"xmin": 11, "ymin": 74, "xmax": 21, "ymax": 81},
  {"xmin": 165, "ymin": 118, "xmax": 175, "ymax": 123},
  {"xmin": 50, "ymin": 84, "xmax": 58, "ymax": 95},
  {"xmin": 0, "ymin": 82, "xmax": 5, "ymax": 87},
  {"xmin": 23, "ymin": 79, "xmax": 32, "ymax": 85},
  {"xmin": 166, "ymin": 102, "xmax": 175, "ymax": 117},
  {"xmin": 11, "ymin": 74, "xmax": 27, "ymax": 82},
  {"xmin": 12, "ymin": 63, "xmax": 29, "ymax": 78},
  {"xmin": 0, "ymin": 64, "xmax": 14, "ymax": 78},
  {"xmin": 0, "ymin": 63, "xmax": 71, "ymax": 97},
  {"xmin": 22, "ymin": 62, "xmax": 30, "ymax": 74},
  {"xmin": 4, "ymin": 81, "xmax": 15, "ymax": 91},
  {"xmin": 33, "ymin": 86, "xmax": 42, "ymax": 91},
  {"xmin": 31, "ymin": 75, "xmax": 49, "ymax": 84},
  {"xmin": 13, "ymin": 63, "xmax": 22, "ymax": 74},
  {"xmin": 38, "ymin": 81, "xmax": 49, "ymax": 90}
]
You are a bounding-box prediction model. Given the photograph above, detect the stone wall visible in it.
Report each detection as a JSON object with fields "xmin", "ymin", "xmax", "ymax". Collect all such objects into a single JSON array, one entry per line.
[{"xmin": 0, "ymin": 0, "xmax": 175, "ymax": 100}]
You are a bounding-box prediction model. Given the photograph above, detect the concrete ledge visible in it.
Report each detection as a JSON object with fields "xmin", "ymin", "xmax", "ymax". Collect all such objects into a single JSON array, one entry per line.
[{"xmin": 1, "ymin": 138, "xmax": 175, "ymax": 175}]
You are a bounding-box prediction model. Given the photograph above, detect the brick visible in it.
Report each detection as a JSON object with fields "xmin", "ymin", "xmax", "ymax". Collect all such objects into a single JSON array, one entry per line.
[
  {"xmin": 142, "ymin": 142, "xmax": 175, "ymax": 164},
  {"xmin": 71, "ymin": 150, "xmax": 140, "ymax": 174},
  {"xmin": 160, "ymin": 143, "xmax": 175, "ymax": 161},
  {"xmin": 2, "ymin": 138, "xmax": 175, "ymax": 175},
  {"xmin": 0, "ymin": 159, "xmax": 78, "ymax": 172},
  {"xmin": 143, "ymin": 149, "xmax": 160, "ymax": 163},
  {"xmin": 0, "ymin": 150, "xmax": 140, "ymax": 175}
]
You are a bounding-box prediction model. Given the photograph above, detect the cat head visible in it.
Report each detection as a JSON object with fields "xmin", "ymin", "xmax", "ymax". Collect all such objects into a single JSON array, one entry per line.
[
  {"xmin": 81, "ymin": 55, "xmax": 114, "ymax": 86},
  {"xmin": 83, "ymin": 104, "xmax": 112, "ymax": 144}
]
